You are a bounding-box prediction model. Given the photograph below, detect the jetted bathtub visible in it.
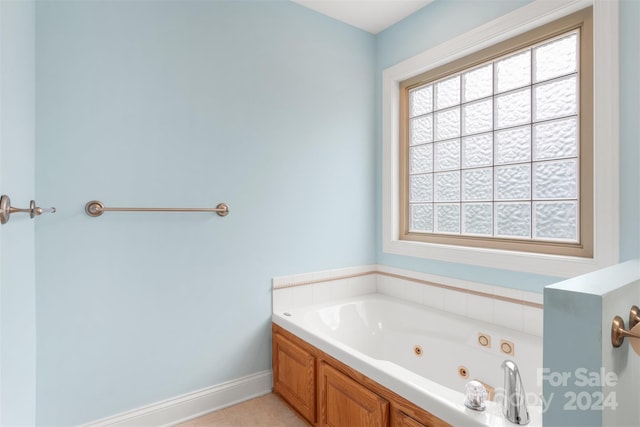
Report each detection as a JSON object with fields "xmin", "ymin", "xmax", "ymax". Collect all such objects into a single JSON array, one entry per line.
[{"xmin": 272, "ymin": 293, "xmax": 543, "ymax": 427}]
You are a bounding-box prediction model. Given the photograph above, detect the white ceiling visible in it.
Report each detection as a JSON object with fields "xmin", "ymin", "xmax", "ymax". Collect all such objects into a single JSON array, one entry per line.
[{"xmin": 291, "ymin": 0, "xmax": 433, "ymax": 34}]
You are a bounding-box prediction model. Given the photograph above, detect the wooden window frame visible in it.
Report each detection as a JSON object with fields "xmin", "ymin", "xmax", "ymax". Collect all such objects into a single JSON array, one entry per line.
[
  {"xmin": 398, "ymin": 8, "xmax": 593, "ymax": 258},
  {"xmin": 381, "ymin": 0, "xmax": 619, "ymax": 278}
]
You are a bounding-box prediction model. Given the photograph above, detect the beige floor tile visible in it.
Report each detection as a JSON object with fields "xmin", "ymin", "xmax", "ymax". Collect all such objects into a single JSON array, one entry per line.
[{"xmin": 176, "ymin": 393, "xmax": 307, "ymax": 427}]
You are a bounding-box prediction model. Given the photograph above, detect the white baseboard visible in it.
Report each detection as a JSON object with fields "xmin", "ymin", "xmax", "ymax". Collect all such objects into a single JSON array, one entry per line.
[{"xmin": 82, "ymin": 370, "xmax": 273, "ymax": 427}]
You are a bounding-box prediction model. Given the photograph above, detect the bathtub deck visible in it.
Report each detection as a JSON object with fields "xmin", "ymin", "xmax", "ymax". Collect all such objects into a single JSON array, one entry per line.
[{"xmin": 175, "ymin": 393, "xmax": 308, "ymax": 427}]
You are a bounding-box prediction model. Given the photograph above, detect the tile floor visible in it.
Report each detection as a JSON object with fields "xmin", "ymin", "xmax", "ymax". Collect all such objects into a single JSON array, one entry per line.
[{"xmin": 176, "ymin": 393, "xmax": 308, "ymax": 427}]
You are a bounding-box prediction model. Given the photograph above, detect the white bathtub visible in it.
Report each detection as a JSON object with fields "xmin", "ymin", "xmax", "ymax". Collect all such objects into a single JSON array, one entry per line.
[{"xmin": 272, "ymin": 293, "xmax": 543, "ymax": 427}]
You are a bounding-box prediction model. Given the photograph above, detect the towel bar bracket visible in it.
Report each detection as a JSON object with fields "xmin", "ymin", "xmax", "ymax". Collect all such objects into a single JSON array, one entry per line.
[
  {"xmin": 0, "ymin": 195, "xmax": 56, "ymax": 224},
  {"xmin": 611, "ymin": 306, "xmax": 640, "ymax": 349}
]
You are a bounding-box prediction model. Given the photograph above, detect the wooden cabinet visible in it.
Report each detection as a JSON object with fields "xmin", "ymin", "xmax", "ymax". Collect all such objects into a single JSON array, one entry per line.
[
  {"xmin": 319, "ymin": 362, "xmax": 389, "ymax": 427},
  {"xmin": 272, "ymin": 332, "xmax": 316, "ymax": 423},
  {"xmin": 392, "ymin": 410, "xmax": 428, "ymax": 427},
  {"xmin": 391, "ymin": 403, "xmax": 450, "ymax": 427},
  {"xmin": 272, "ymin": 323, "xmax": 451, "ymax": 427}
]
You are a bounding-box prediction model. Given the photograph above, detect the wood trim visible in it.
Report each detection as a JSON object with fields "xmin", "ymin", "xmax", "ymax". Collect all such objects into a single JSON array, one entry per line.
[
  {"xmin": 382, "ymin": 0, "xmax": 618, "ymax": 277},
  {"xmin": 398, "ymin": 8, "xmax": 594, "ymax": 258}
]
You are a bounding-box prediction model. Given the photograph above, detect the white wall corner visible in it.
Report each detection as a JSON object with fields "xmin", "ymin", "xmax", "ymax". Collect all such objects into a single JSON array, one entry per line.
[{"xmin": 591, "ymin": 0, "xmax": 620, "ymax": 269}]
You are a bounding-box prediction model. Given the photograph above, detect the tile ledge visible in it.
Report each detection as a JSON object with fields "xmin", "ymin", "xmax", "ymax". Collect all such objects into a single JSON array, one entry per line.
[{"xmin": 273, "ymin": 267, "xmax": 543, "ymax": 309}]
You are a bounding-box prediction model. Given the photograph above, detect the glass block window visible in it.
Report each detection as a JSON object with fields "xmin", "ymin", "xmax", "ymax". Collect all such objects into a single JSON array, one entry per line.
[{"xmin": 400, "ymin": 17, "xmax": 592, "ymax": 256}]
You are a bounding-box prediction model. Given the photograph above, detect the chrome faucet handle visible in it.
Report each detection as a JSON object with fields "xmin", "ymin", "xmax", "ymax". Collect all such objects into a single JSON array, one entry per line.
[
  {"xmin": 464, "ymin": 380, "xmax": 487, "ymax": 411},
  {"xmin": 502, "ymin": 360, "xmax": 530, "ymax": 425}
]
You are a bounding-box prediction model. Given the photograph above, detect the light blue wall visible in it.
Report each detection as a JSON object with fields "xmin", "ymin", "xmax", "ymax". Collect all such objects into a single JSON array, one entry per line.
[
  {"xmin": 375, "ymin": 0, "xmax": 640, "ymax": 293},
  {"xmin": 0, "ymin": 0, "xmax": 37, "ymax": 425},
  {"xmin": 376, "ymin": 0, "xmax": 531, "ymax": 71},
  {"xmin": 619, "ymin": 0, "xmax": 640, "ymax": 261},
  {"xmin": 29, "ymin": 0, "xmax": 640, "ymax": 424},
  {"xmin": 543, "ymin": 260, "xmax": 640, "ymax": 426},
  {"xmin": 543, "ymin": 288, "xmax": 602, "ymax": 426},
  {"xmin": 34, "ymin": 1, "xmax": 375, "ymax": 424}
]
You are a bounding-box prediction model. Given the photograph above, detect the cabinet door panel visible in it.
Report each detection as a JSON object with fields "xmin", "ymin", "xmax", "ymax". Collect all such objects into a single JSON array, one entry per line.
[
  {"xmin": 391, "ymin": 405, "xmax": 451, "ymax": 427},
  {"xmin": 319, "ymin": 362, "xmax": 389, "ymax": 427},
  {"xmin": 273, "ymin": 333, "xmax": 315, "ymax": 423},
  {"xmin": 393, "ymin": 409, "xmax": 428, "ymax": 427}
]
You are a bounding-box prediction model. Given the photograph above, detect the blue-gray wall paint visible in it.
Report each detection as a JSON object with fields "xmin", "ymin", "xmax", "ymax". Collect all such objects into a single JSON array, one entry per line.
[
  {"xmin": 0, "ymin": 0, "xmax": 37, "ymax": 425},
  {"xmin": 35, "ymin": 1, "xmax": 375, "ymax": 424},
  {"xmin": 376, "ymin": 0, "xmax": 531, "ymax": 71},
  {"xmin": 543, "ymin": 288, "xmax": 602, "ymax": 426},
  {"xmin": 619, "ymin": 0, "xmax": 640, "ymax": 261},
  {"xmin": 27, "ymin": 0, "xmax": 640, "ymax": 424},
  {"xmin": 543, "ymin": 260, "xmax": 640, "ymax": 426}
]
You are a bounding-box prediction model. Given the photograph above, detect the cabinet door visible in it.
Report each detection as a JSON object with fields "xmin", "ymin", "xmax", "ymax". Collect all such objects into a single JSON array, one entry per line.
[
  {"xmin": 392, "ymin": 409, "xmax": 428, "ymax": 427},
  {"xmin": 318, "ymin": 362, "xmax": 389, "ymax": 427},
  {"xmin": 273, "ymin": 333, "xmax": 316, "ymax": 423},
  {"xmin": 391, "ymin": 406, "xmax": 451, "ymax": 427}
]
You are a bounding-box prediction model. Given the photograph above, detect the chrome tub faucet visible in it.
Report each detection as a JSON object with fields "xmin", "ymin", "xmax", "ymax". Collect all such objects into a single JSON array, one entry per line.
[{"xmin": 502, "ymin": 360, "xmax": 530, "ymax": 425}]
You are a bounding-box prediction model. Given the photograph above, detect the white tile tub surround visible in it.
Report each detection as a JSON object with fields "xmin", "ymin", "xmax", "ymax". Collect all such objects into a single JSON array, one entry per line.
[
  {"xmin": 272, "ymin": 265, "xmax": 543, "ymax": 337},
  {"xmin": 272, "ymin": 265, "xmax": 378, "ymax": 313}
]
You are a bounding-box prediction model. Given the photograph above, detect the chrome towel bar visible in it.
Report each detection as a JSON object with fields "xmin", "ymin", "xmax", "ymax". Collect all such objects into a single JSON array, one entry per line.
[{"xmin": 85, "ymin": 200, "xmax": 229, "ymax": 217}]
